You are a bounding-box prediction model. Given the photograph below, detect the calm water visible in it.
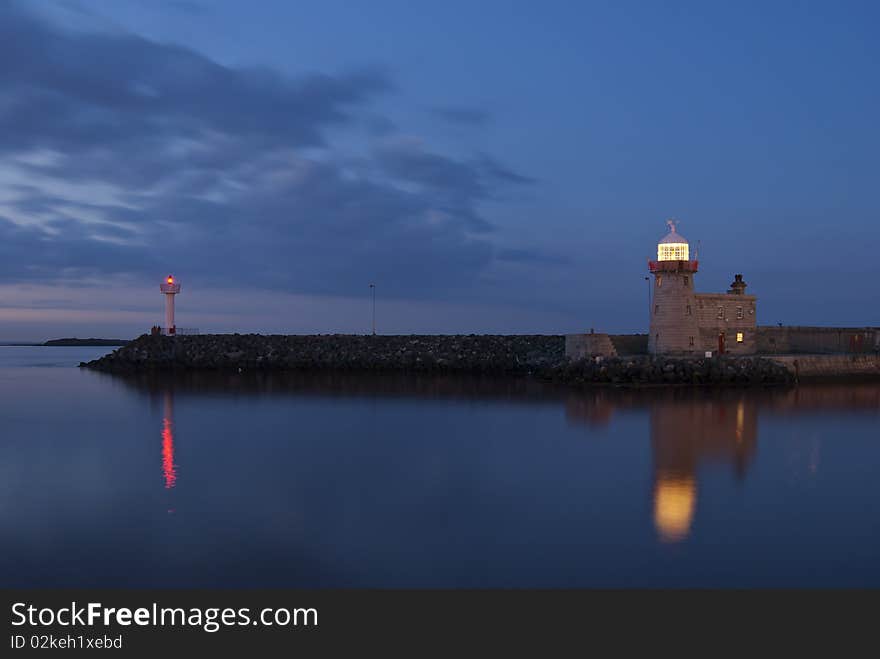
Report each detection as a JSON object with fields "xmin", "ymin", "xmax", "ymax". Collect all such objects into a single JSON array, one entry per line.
[{"xmin": 1, "ymin": 345, "xmax": 879, "ymax": 588}]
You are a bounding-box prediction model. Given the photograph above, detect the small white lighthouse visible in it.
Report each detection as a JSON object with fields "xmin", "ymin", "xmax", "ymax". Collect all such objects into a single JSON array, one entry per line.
[{"xmin": 159, "ymin": 275, "xmax": 181, "ymax": 335}]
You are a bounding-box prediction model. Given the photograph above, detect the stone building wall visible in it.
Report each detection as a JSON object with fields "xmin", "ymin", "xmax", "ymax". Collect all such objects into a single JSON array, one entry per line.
[
  {"xmin": 757, "ymin": 326, "xmax": 880, "ymax": 354},
  {"xmin": 609, "ymin": 334, "xmax": 649, "ymax": 355},
  {"xmin": 694, "ymin": 293, "xmax": 757, "ymax": 355},
  {"xmin": 565, "ymin": 333, "xmax": 618, "ymax": 359},
  {"xmin": 648, "ymin": 270, "xmax": 700, "ymax": 354},
  {"xmin": 769, "ymin": 354, "xmax": 880, "ymax": 379}
]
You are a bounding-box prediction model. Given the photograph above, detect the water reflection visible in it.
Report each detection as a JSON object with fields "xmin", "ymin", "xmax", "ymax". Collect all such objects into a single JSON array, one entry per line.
[
  {"xmin": 161, "ymin": 391, "xmax": 177, "ymax": 490},
  {"xmin": 4, "ymin": 360, "xmax": 879, "ymax": 588},
  {"xmin": 567, "ymin": 390, "xmax": 758, "ymax": 542},
  {"xmin": 564, "ymin": 385, "xmax": 880, "ymax": 543},
  {"xmin": 649, "ymin": 398, "xmax": 757, "ymax": 542},
  {"xmin": 103, "ymin": 371, "xmax": 880, "ymax": 547},
  {"xmin": 653, "ymin": 476, "xmax": 696, "ymax": 543}
]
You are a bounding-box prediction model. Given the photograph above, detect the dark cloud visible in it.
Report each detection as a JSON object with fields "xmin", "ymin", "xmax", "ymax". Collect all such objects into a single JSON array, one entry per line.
[
  {"xmin": 0, "ymin": 2, "xmax": 534, "ymax": 300},
  {"xmin": 0, "ymin": 4, "xmax": 390, "ymax": 153},
  {"xmin": 0, "ymin": 216, "xmax": 153, "ymax": 281},
  {"xmin": 476, "ymin": 155, "xmax": 537, "ymax": 186},
  {"xmin": 496, "ymin": 248, "xmax": 569, "ymax": 266},
  {"xmin": 373, "ymin": 141, "xmax": 535, "ymax": 233},
  {"xmin": 431, "ymin": 106, "xmax": 492, "ymax": 127}
]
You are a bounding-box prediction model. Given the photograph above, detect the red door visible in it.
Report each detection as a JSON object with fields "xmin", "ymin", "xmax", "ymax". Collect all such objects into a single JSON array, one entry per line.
[{"xmin": 718, "ymin": 333, "xmax": 725, "ymax": 354}]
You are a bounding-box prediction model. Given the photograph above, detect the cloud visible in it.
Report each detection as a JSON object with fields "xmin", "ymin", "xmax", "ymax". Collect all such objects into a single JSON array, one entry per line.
[
  {"xmin": 0, "ymin": 1, "xmax": 535, "ymax": 302},
  {"xmin": 373, "ymin": 138, "xmax": 523, "ymax": 233},
  {"xmin": 431, "ymin": 106, "xmax": 492, "ymax": 127},
  {"xmin": 496, "ymin": 248, "xmax": 569, "ymax": 266},
  {"xmin": 0, "ymin": 5, "xmax": 390, "ymax": 154}
]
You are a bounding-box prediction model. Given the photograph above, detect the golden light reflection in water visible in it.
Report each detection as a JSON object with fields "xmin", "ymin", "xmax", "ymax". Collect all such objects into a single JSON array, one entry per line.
[
  {"xmin": 161, "ymin": 391, "xmax": 177, "ymax": 490},
  {"xmin": 653, "ymin": 475, "xmax": 696, "ymax": 543},
  {"xmin": 736, "ymin": 401, "xmax": 745, "ymax": 443},
  {"xmin": 566, "ymin": 389, "xmax": 765, "ymax": 545},
  {"xmin": 648, "ymin": 397, "xmax": 757, "ymax": 544}
]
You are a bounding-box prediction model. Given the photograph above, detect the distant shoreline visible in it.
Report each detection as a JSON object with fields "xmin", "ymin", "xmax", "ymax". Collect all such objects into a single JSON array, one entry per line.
[{"xmin": 44, "ymin": 338, "xmax": 131, "ymax": 347}]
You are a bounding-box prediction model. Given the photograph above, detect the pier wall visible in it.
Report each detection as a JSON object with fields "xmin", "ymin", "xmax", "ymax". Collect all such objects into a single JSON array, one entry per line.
[
  {"xmin": 768, "ymin": 354, "xmax": 880, "ymax": 380},
  {"xmin": 564, "ymin": 333, "xmax": 617, "ymax": 359},
  {"xmin": 757, "ymin": 326, "xmax": 880, "ymax": 354}
]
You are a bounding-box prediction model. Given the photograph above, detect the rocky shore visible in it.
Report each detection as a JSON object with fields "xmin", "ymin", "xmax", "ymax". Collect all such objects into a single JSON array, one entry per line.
[{"xmin": 81, "ymin": 334, "xmax": 795, "ymax": 386}]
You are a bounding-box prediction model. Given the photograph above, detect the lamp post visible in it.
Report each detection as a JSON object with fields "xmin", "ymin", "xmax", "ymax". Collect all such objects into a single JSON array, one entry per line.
[{"xmin": 369, "ymin": 283, "xmax": 376, "ymax": 335}]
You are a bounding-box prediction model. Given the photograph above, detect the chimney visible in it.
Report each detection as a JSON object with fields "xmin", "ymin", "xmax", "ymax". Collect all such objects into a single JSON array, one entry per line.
[{"xmin": 728, "ymin": 274, "xmax": 747, "ymax": 295}]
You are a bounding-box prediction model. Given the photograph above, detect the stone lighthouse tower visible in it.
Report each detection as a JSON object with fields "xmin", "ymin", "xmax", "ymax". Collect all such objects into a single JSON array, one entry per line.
[{"xmin": 648, "ymin": 220, "xmax": 700, "ymax": 354}]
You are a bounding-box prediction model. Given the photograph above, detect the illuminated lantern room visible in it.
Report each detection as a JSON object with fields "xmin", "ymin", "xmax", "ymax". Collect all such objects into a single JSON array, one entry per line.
[{"xmin": 657, "ymin": 219, "xmax": 689, "ymax": 261}]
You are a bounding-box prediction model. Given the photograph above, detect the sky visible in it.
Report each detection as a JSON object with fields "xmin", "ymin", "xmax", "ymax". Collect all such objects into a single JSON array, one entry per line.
[{"xmin": 0, "ymin": 0, "xmax": 878, "ymax": 340}]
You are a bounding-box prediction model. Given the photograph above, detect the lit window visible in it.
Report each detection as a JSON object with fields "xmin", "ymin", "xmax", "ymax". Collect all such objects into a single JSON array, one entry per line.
[
  {"xmin": 717, "ymin": 307, "xmax": 724, "ymax": 319},
  {"xmin": 737, "ymin": 306, "xmax": 743, "ymax": 319},
  {"xmin": 657, "ymin": 276, "xmax": 662, "ymax": 287},
  {"xmin": 736, "ymin": 332, "xmax": 744, "ymax": 343}
]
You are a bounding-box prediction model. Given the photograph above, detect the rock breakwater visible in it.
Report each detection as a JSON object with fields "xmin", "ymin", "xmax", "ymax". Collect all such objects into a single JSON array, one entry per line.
[{"xmin": 81, "ymin": 334, "xmax": 795, "ymax": 386}]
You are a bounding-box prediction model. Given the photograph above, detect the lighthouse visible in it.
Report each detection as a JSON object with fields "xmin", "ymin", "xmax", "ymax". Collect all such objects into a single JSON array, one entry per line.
[
  {"xmin": 648, "ymin": 220, "xmax": 700, "ymax": 354},
  {"xmin": 647, "ymin": 220, "xmax": 758, "ymax": 355},
  {"xmin": 159, "ymin": 275, "xmax": 181, "ymax": 335}
]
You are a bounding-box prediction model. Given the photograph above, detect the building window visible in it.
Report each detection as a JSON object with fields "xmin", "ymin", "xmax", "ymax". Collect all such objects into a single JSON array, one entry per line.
[
  {"xmin": 655, "ymin": 305, "xmax": 659, "ymax": 314},
  {"xmin": 736, "ymin": 332, "xmax": 744, "ymax": 343},
  {"xmin": 686, "ymin": 304, "xmax": 691, "ymax": 315},
  {"xmin": 689, "ymin": 336, "xmax": 694, "ymax": 347},
  {"xmin": 655, "ymin": 333, "xmax": 659, "ymax": 343},
  {"xmin": 737, "ymin": 306, "xmax": 744, "ymax": 319},
  {"xmin": 657, "ymin": 276, "xmax": 662, "ymax": 287},
  {"xmin": 717, "ymin": 306, "xmax": 724, "ymax": 319},
  {"xmin": 683, "ymin": 276, "xmax": 689, "ymax": 287}
]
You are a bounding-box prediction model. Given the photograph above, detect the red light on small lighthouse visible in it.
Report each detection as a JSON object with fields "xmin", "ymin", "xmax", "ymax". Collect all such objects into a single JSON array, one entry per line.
[{"xmin": 159, "ymin": 275, "xmax": 180, "ymax": 334}]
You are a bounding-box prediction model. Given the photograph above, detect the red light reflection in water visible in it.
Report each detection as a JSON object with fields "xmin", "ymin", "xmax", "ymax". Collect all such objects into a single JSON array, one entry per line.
[{"xmin": 161, "ymin": 392, "xmax": 177, "ymax": 490}]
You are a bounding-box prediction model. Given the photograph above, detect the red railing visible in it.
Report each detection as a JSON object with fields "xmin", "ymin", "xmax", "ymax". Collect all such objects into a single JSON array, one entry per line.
[{"xmin": 648, "ymin": 259, "xmax": 699, "ymax": 273}]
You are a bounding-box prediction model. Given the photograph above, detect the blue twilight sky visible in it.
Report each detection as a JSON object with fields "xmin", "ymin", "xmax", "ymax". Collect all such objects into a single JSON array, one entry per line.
[{"xmin": 0, "ymin": 0, "xmax": 877, "ymax": 340}]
